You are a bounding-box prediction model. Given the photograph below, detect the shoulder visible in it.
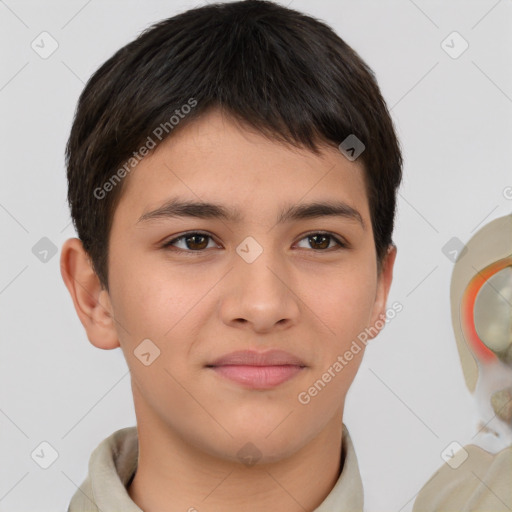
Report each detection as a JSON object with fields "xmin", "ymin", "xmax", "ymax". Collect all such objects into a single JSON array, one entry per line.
[{"xmin": 412, "ymin": 443, "xmax": 512, "ymax": 511}]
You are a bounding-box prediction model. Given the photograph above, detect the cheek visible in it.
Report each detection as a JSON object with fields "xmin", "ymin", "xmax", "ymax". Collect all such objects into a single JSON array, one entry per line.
[
  {"xmin": 303, "ymin": 262, "xmax": 377, "ymax": 345},
  {"xmin": 109, "ymin": 255, "xmax": 197, "ymax": 346},
  {"xmin": 111, "ymin": 265, "xmax": 204, "ymax": 407}
]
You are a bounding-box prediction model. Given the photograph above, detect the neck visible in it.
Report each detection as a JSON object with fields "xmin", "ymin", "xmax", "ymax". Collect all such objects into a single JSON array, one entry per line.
[{"xmin": 127, "ymin": 406, "xmax": 344, "ymax": 512}]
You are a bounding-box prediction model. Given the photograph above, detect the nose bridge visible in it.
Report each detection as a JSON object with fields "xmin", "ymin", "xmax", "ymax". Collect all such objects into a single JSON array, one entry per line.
[
  {"xmin": 221, "ymin": 234, "xmax": 299, "ymax": 329},
  {"xmin": 234, "ymin": 234, "xmax": 289, "ymax": 299}
]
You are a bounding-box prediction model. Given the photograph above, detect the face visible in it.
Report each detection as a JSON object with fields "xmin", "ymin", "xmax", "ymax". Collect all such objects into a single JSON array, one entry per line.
[{"xmin": 66, "ymin": 108, "xmax": 395, "ymax": 464}]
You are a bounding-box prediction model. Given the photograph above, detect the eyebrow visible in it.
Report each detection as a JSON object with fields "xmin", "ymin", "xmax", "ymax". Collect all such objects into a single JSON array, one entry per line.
[{"xmin": 137, "ymin": 198, "xmax": 365, "ymax": 229}]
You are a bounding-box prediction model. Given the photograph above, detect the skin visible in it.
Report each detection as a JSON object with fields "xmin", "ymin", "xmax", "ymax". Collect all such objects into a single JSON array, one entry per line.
[{"xmin": 61, "ymin": 108, "xmax": 396, "ymax": 512}]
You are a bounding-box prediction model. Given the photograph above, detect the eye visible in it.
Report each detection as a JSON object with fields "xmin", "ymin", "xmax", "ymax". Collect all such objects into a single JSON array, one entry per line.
[
  {"xmin": 295, "ymin": 232, "xmax": 347, "ymax": 251},
  {"xmin": 161, "ymin": 232, "xmax": 218, "ymax": 253},
  {"xmin": 161, "ymin": 231, "xmax": 347, "ymax": 254}
]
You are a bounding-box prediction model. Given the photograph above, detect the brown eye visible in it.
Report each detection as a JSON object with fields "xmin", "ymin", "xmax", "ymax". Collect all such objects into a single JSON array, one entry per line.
[
  {"xmin": 308, "ymin": 234, "xmax": 330, "ymax": 250},
  {"xmin": 162, "ymin": 231, "xmax": 347, "ymax": 254},
  {"xmin": 296, "ymin": 232, "xmax": 346, "ymax": 251},
  {"xmin": 183, "ymin": 234, "xmax": 209, "ymax": 250},
  {"xmin": 162, "ymin": 232, "xmax": 216, "ymax": 252}
]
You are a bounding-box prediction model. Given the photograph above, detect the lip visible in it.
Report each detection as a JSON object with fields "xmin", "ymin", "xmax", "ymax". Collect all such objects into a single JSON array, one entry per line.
[
  {"xmin": 208, "ymin": 349, "xmax": 306, "ymax": 367},
  {"xmin": 206, "ymin": 349, "xmax": 306, "ymax": 389}
]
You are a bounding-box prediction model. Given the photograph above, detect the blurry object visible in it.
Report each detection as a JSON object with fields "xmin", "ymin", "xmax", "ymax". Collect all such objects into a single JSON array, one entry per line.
[
  {"xmin": 451, "ymin": 214, "xmax": 512, "ymax": 451},
  {"xmin": 413, "ymin": 214, "xmax": 512, "ymax": 511}
]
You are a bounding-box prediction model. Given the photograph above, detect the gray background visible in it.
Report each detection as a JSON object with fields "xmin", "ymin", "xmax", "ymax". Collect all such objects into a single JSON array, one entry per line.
[{"xmin": 1, "ymin": 0, "xmax": 511, "ymax": 510}]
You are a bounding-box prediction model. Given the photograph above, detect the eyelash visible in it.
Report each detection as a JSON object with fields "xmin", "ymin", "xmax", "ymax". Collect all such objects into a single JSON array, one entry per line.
[{"xmin": 161, "ymin": 231, "xmax": 348, "ymax": 255}]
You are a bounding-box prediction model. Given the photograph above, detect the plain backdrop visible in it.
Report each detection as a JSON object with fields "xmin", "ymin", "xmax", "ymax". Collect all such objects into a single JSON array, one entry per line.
[{"xmin": 1, "ymin": 0, "xmax": 511, "ymax": 511}]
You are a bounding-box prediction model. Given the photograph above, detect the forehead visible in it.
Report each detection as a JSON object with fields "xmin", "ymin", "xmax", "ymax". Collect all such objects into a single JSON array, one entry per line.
[{"xmin": 113, "ymin": 109, "xmax": 370, "ymax": 227}]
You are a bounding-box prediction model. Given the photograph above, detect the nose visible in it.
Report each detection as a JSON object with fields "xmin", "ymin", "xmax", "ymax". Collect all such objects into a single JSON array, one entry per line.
[{"xmin": 218, "ymin": 247, "xmax": 301, "ymax": 334}]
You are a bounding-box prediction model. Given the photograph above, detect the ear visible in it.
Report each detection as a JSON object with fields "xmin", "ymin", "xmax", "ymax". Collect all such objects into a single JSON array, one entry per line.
[
  {"xmin": 60, "ymin": 237, "xmax": 120, "ymax": 350},
  {"xmin": 367, "ymin": 244, "xmax": 397, "ymax": 340}
]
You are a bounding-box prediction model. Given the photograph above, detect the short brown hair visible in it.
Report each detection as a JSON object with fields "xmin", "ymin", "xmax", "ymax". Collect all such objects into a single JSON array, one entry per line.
[{"xmin": 65, "ymin": 0, "xmax": 402, "ymax": 290}]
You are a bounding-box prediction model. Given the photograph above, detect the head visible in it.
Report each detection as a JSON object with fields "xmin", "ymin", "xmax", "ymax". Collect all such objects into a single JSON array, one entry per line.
[{"xmin": 61, "ymin": 0, "xmax": 402, "ymax": 463}]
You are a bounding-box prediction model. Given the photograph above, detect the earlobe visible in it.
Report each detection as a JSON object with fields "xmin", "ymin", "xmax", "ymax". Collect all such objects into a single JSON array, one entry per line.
[
  {"xmin": 60, "ymin": 237, "xmax": 120, "ymax": 350},
  {"xmin": 367, "ymin": 244, "xmax": 397, "ymax": 340}
]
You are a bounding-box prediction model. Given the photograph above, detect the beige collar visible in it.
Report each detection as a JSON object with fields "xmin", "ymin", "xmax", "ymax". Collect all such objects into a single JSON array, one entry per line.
[{"xmin": 67, "ymin": 423, "xmax": 364, "ymax": 511}]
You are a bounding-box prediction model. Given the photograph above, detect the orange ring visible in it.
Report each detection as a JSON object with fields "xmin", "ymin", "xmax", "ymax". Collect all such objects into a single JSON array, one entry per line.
[{"xmin": 461, "ymin": 257, "xmax": 512, "ymax": 362}]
